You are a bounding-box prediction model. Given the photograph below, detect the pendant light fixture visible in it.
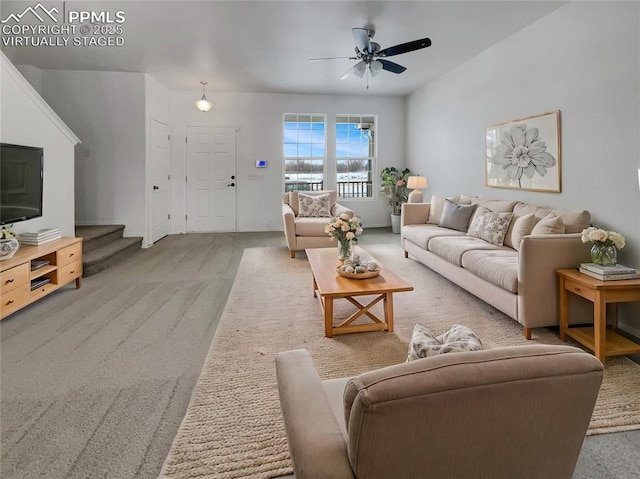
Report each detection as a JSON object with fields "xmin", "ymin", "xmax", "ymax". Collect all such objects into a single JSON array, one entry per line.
[{"xmin": 195, "ymin": 81, "xmax": 213, "ymax": 112}]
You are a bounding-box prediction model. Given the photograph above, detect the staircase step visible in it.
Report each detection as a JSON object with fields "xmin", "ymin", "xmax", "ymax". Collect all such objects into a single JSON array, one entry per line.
[
  {"xmin": 83, "ymin": 236, "xmax": 143, "ymax": 277},
  {"xmin": 76, "ymin": 225, "xmax": 125, "ymax": 254}
]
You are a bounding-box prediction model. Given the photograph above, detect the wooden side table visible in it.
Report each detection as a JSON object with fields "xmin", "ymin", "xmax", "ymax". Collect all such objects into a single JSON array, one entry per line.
[{"xmin": 556, "ymin": 269, "xmax": 640, "ymax": 364}]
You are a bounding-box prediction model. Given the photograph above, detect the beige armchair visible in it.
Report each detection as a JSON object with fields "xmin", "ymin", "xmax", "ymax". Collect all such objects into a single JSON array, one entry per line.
[
  {"xmin": 282, "ymin": 190, "xmax": 354, "ymax": 258},
  {"xmin": 276, "ymin": 345, "xmax": 603, "ymax": 479}
]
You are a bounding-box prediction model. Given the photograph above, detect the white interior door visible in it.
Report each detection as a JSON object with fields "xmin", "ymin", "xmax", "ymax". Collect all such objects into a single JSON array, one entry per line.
[
  {"xmin": 151, "ymin": 119, "xmax": 171, "ymax": 243},
  {"xmin": 186, "ymin": 126, "xmax": 237, "ymax": 232}
]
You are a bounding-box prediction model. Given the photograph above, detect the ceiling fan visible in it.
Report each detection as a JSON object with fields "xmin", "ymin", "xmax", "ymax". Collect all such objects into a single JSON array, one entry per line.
[{"xmin": 309, "ymin": 28, "xmax": 431, "ymax": 88}]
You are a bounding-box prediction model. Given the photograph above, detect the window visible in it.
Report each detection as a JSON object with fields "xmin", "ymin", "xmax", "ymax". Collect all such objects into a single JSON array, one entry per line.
[
  {"xmin": 336, "ymin": 115, "xmax": 376, "ymax": 198},
  {"xmin": 283, "ymin": 114, "xmax": 325, "ymax": 192}
]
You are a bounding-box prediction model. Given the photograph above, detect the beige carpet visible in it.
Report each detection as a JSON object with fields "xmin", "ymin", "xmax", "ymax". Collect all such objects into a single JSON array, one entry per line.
[{"xmin": 160, "ymin": 244, "xmax": 640, "ymax": 479}]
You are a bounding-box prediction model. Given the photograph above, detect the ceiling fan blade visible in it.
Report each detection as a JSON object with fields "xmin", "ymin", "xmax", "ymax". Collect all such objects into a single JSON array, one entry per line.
[
  {"xmin": 378, "ymin": 37, "xmax": 431, "ymax": 57},
  {"xmin": 369, "ymin": 60, "xmax": 383, "ymax": 77},
  {"xmin": 340, "ymin": 61, "xmax": 366, "ymax": 80},
  {"xmin": 308, "ymin": 56, "xmax": 357, "ymax": 62},
  {"xmin": 378, "ymin": 59, "xmax": 407, "ymax": 74},
  {"xmin": 340, "ymin": 64, "xmax": 356, "ymax": 80},
  {"xmin": 352, "ymin": 28, "xmax": 372, "ymax": 53}
]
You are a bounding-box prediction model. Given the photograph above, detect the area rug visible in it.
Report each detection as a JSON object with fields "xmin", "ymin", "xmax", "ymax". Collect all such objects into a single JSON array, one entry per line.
[{"xmin": 160, "ymin": 244, "xmax": 640, "ymax": 479}]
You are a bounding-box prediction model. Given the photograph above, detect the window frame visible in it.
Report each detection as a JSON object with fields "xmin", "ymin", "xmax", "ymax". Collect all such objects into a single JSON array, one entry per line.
[
  {"xmin": 335, "ymin": 114, "xmax": 377, "ymax": 200},
  {"xmin": 282, "ymin": 113, "xmax": 327, "ymax": 193}
]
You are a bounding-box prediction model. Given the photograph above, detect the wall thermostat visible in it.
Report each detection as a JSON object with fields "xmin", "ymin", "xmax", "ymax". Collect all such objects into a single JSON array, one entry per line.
[{"xmin": 256, "ymin": 160, "xmax": 267, "ymax": 168}]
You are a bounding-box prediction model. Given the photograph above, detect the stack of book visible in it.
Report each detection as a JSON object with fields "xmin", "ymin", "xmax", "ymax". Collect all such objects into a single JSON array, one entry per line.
[
  {"xmin": 579, "ymin": 263, "xmax": 640, "ymax": 281},
  {"xmin": 18, "ymin": 228, "xmax": 61, "ymax": 246}
]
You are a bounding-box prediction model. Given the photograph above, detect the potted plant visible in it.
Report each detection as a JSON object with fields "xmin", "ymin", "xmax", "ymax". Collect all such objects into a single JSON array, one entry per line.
[{"xmin": 380, "ymin": 166, "xmax": 411, "ymax": 233}]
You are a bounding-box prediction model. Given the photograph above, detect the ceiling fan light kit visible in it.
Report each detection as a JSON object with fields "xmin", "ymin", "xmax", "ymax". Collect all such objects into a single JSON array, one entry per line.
[
  {"xmin": 311, "ymin": 27, "xmax": 431, "ymax": 89},
  {"xmin": 195, "ymin": 81, "xmax": 213, "ymax": 112}
]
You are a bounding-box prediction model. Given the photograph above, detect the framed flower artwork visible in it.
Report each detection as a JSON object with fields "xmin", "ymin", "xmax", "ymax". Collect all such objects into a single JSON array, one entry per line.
[{"xmin": 485, "ymin": 110, "xmax": 561, "ymax": 192}]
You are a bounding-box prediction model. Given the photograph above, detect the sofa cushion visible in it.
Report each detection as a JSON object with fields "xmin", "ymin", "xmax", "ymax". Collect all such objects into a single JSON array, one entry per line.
[
  {"xmin": 295, "ymin": 217, "xmax": 333, "ymax": 236},
  {"xmin": 428, "ymin": 235, "xmax": 502, "ymax": 266},
  {"xmin": 531, "ymin": 213, "xmax": 565, "ymax": 235},
  {"xmin": 407, "ymin": 323, "xmax": 483, "ymax": 361},
  {"xmin": 462, "ymin": 249, "xmax": 519, "ymax": 293},
  {"xmin": 439, "ymin": 200, "xmax": 477, "ymax": 232},
  {"xmin": 513, "ymin": 202, "xmax": 590, "ymax": 234},
  {"xmin": 504, "ymin": 213, "xmax": 536, "ymax": 251},
  {"xmin": 467, "ymin": 207, "xmax": 514, "ymax": 247},
  {"xmin": 471, "ymin": 198, "xmax": 517, "ymax": 213},
  {"xmin": 298, "ymin": 192, "xmax": 331, "ymax": 217},
  {"xmin": 402, "ymin": 224, "xmax": 465, "ymax": 249}
]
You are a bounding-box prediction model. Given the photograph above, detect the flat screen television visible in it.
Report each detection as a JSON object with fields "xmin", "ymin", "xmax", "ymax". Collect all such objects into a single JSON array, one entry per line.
[{"xmin": 0, "ymin": 143, "xmax": 44, "ymax": 226}]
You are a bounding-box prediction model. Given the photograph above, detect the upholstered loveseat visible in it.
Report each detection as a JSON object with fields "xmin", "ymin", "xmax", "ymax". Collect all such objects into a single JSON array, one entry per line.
[
  {"xmin": 401, "ymin": 195, "xmax": 592, "ymax": 339},
  {"xmin": 282, "ymin": 190, "xmax": 354, "ymax": 258}
]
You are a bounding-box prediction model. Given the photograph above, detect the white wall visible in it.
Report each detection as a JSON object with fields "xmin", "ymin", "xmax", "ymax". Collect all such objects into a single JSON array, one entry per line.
[
  {"xmin": 169, "ymin": 91, "xmax": 406, "ymax": 233},
  {"xmin": 144, "ymin": 74, "xmax": 171, "ymax": 245},
  {"xmin": 39, "ymin": 70, "xmax": 147, "ymax": 239},
  {"xmin": 406, "ymin": 1, "xmax": 640, "ymax": 332},
  {"xmin": 1, "ymin": 55, "xmax": 78, "ymax": 237}
]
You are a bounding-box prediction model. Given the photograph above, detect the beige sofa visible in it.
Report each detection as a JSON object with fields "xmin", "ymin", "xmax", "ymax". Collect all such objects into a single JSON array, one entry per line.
[
  {"xmin": 401, "ymin": 195, "xmax": 592, "ymax": 338},
  {"xmin": 276, "ymin": 346, "xmax": 603, "ymax": 479},
  {"xmin": 282, "ymin": 190, "xmax": 354, "ymax": 258}
]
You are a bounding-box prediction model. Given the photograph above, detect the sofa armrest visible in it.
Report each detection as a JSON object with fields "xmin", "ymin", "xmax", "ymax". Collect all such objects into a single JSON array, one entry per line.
[
  {"xmin": 333, "ymin": 203, "xmax": 354, "ymax": 218},
  {"xmin": 401, "ymin": 203, "xmax": 430, "ymax": 226},
  {"xmin": 276, "ymin": 350, "xmax": 354, "ymax": 479},
  {"xmin": 282, "ymin": 204, "xmax": 297, "ymax": 251},
  {"xmin": 518, "ymin": 234, "xmax": 592, "ymax": 328}
]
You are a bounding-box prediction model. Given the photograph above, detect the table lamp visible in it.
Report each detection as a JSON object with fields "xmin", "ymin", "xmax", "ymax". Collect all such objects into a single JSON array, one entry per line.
[{"xmin": 407, "ymin": 176, "xmax": 428, "ymax": 203}]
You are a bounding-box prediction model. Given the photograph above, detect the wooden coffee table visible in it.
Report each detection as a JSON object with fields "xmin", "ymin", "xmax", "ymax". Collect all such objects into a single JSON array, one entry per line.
[{"xmin": 306, "ymin": 246, "xmax": 413, "ymax": 337}]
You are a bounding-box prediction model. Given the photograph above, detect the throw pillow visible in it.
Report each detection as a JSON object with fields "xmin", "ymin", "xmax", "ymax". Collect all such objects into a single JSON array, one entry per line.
[
  {"xmin": 407, "ymin": 323, "xmax": 483, "ymax": 361},
  {"xmin": 439, "ymin": 200, "xmax": 477, "ymax": 232},
  {"xmin": 427, "ymin": 195, "xmax": 461, "ymax": 224},
  {"xmin": 504, "ymin": 213, "xmax": 536, "ymax": 251},
  {"xmin": 427, "ymin": 195, "xmax": 446, "ymax": 224},
  {"xmin": 436, "ymin": 324, "xmax": 483, "ymax": 354},
  {"xmin": 297, "ymin": 193, "xmax": 331, "ymax": 217},
  {"xmin": 466, "ymin": 206, "xmax": 490, "ymax": 238},
  {"xmin": 406, "ymin": 323, "xmax": 442, "ymax": 361},
  {"xmin": 467, "ymin": 208, "xmax": 514, "ymax": 247},
  {"xmin": 530, "ymin": 213, "xmax": 565, "ymax": 235}
]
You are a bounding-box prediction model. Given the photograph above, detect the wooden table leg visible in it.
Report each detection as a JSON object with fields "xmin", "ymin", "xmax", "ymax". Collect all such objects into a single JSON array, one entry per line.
[
  {"xmin": 610, "ymin": 303, "xmax": 618, "ymax": 332},
  {"xmin": 558, "ymin": 276, "xmax": 568, "ymax": 341},
  {"xmin": 312, "ymin": 275, "xmax": 317, "ymax": 298},
  {"xmin": 325, "ymin": 297, "xmax": 334, "ymax": 338},
  {"xmin": 383, "ymin": 293, "xmax": 394, "ymax": 332},
  {"xmin": 594, "ymin": 292, "xmax": 607, "ymax": 364}
]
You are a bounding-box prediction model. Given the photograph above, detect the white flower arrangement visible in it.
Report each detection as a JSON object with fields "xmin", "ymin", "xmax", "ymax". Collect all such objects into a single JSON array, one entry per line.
[
  {"xmin": 0, "ymin": 227, "xmax": 16, "ymax": 240},
  {"xmin": 581, "ymin": 227, "xmax": 626, "ymax": 250},
  {"xmin": 325, "ymin": 214, "xmax": 363, "ymax": 243}
]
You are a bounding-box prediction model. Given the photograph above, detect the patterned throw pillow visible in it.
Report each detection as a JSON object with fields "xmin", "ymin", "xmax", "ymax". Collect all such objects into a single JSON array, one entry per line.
[
  {"xmin": 297, "ymin": 193, "xmax": 331, "ymax": 217},
  {"xmin": 467, "ymin": 208, "xmax": 514, "ymax": 246},
  {"xmin": 407, "ymin": 323, "xmax": 483, "ymax": 361}
]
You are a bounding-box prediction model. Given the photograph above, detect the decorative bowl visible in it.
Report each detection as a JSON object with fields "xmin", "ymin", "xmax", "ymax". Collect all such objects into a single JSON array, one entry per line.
[
  {"xmin": 0, "ymin": 238, "xmax": 20, "ymax": 260},
  {"xmin": 336, "ymin": 266, "xmax": 381, "ymax": 280}
]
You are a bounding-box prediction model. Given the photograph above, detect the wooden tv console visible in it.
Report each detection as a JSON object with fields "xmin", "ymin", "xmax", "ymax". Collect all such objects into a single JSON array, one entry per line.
[{"xmin": 0, "ymin": 237, "xmax": 83, "ymax": 320}]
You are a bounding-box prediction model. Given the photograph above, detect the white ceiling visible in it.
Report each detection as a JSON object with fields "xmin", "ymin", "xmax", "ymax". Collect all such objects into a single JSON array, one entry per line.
[{"xmin": 2, "ymin": 1, "xmax": 566, "ymax": 96}]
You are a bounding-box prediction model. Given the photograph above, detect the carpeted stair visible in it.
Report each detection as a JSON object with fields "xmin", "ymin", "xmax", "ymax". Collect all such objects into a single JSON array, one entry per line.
[{"xmin": 75, "ymin": 225, "xmax": 142, "ymax": 277}]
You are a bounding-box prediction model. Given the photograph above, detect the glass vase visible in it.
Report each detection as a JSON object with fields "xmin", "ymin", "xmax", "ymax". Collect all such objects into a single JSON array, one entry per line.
[
  {"xmin": 337, "ymin": 239, "xmax": 352, "ymax": 262},
  {"xmin": 590, "ymin": 243, "xmax": 617, "ymax": 266}
]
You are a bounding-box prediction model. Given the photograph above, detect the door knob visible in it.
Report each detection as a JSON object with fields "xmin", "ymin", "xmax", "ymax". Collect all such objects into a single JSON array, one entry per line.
[
  {"xmin": 231, "ymin": 175, "xmax": 235, "ymax": 180},
  {"xmin": 227, "ymin": 182, "xmax": 236, "ymax": 187},
  {"xmin": 153, "ymin": 185, "xmax": 159, "ymax": 190}
]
